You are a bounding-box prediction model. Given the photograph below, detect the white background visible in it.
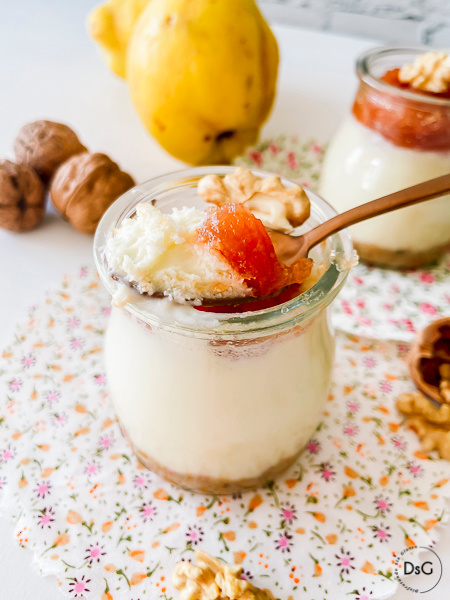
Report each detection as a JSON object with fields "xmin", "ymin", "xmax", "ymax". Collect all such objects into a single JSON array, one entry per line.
[{"xmin": 0, "ymin": 1, "xmax": 448, "ymax": 598}]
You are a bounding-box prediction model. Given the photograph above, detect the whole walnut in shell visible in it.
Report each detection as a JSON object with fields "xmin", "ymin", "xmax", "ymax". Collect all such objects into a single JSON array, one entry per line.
[
  {"xmin": 0, "ymin": 160, "xmax": 45, "ymax": 232},
  {"xmin": 50, "ymin": 152, "xmax": 135, "ymax": 234},
  {"xmin": 14, "ymin": 120, "xmax": 87, "ymax": 183}
]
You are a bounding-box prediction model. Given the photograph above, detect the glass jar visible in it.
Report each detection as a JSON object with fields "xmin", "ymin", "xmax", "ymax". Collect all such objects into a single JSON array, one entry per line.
[
  {"xmin": 320, "ymin": 47, "xmax": 450, "ymax": 269},
  {"xmin": 94, "ymin": 167, "xmax": 353, "ymax": 494}
]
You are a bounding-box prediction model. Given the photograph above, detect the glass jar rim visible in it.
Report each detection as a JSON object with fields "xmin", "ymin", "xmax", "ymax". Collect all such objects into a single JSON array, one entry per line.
[
  {"xmin": 356, "ymin": 46, "xmax": 450, "ymax": 107},
  {"xmin": 94, "ymin": 166, "xmax": 353, "ymax": 338}
]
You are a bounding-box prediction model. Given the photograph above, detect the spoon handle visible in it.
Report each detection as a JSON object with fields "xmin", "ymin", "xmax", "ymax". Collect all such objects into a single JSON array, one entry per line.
[{"xmin": 303, "ymin": 173, "xmax": 450, "ymax": 254}]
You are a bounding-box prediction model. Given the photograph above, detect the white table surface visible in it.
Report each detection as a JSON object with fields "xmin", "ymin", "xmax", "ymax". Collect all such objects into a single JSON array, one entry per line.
[{"xmin": 0, "ymin": 2, "xmax": 448, "ymax": 598}]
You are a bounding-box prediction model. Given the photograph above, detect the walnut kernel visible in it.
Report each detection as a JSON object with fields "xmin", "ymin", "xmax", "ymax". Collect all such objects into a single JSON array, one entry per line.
[
  {"xmin": 50, "ymin": 152, "xmax": 134, "ymax": 234},
  {"xmin": 0, "ymin": 160, "xmax": 45, "ymax": 232},
  {"xmin": 399, "ymin": 51, "xmax": 450, "ymax": 93},
  {"xmin": 173, "ymin": 551, "xmax": 274, "ymax": 600},
  {"xmin": 14, "ymin": 120, "xmax": 87, "ymax": 183},
  {"xmin": 198, "ymin": 167, "xmax": 310, "ymax": 233}
]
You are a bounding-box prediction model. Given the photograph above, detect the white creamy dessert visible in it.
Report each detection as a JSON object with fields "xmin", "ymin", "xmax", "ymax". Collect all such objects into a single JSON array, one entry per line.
[
  {"xmin": 320, "ymin": 48, "xmax": 450, "ymax": 268},
  {"xmin": 106, "ymin": 203, "xmax": 250, "ymax": 304},
  {"xmin": 320, "ymin": 115, "xmax": 450, "ymax": 252},
  {"xmin": 95, "ymin": 167, "xmax": 352, "ymax": 493},
  {"xmin": 105, "ymin": 304, "xmax": 333, "ymax": 483}
]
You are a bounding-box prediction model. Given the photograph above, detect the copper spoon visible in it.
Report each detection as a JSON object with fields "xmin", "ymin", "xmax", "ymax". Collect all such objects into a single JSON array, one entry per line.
[{"xmin": 269, "ymin": 173, "xmax": 450, "ymax": 265}]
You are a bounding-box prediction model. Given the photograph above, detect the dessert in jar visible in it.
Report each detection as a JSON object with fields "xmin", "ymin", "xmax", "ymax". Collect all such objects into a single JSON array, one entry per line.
[
  {"xmin": 94, "ymin": 167, "xmax": 353, "ymax": 494},
  {"xmin": 320, "ymin": 48, "xmax": 450, "ymax": 268}
]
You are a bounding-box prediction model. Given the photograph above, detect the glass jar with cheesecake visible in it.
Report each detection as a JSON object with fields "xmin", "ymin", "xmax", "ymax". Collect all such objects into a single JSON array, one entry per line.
[
  {"xmin": 94, "ymin": 167, "xmax": 353, "ymax": 494},
  {"xmin": 320, "ymin": 47, "xmax": 450, "ymax": 268}
]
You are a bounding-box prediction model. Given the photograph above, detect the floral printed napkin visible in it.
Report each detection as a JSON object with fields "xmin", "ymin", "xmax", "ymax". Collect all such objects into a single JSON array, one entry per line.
[
  {"xmin": 235, "ymin": 137, "xmax": 450, "ymax": 341},
  {"xmin": 0, "ymin": 267, "xmax": 449, "ymax": 600}
]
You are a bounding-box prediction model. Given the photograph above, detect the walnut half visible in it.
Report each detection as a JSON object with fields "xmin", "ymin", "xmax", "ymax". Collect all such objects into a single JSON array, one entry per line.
[
  {"xmin": 399, "ymin": 51, "xmax": 450, "ymax": 93},
  {"xmin": 173, "ymin": 551, "xmax": 274, "ymax": 600},
  {"xmin": 198, "ymin": 167, "xmax": 310, "ymax": 233}
]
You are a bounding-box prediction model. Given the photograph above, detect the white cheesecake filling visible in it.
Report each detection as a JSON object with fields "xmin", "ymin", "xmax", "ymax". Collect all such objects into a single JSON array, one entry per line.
[
  {"xmin": 105, "ymin": 203, "xmax": 250, "ymax": 304},
  {"xmin": 320, "ymin": 116, "xmax": 450, "ymax": 252},
  {"xmin": 105, "ymin": 306, "xmax": 333, "ymax": 481}
]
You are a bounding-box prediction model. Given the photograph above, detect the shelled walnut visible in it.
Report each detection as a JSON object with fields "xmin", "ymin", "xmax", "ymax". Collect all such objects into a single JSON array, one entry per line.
[
  {"xmin": 50, "ymin": 152, "xmax": 135, "ymax": 234},
  {"xmin": 14, "ymin": 120, "xmax": 87, "ymax": 183},
  {"xmin": 399, "ymin": 51, "xmax": 450, "ymax": 93},
  {"xmin": 173, "ymin": 550, "xmax": 274, "ymax": 600},
  {"xmin": 0, "ymin": 160, "xmax": 45, "ymax": 232},
  {"xmin": 198, "ymin": 167, "xmax": 310, "ymax": 233}
]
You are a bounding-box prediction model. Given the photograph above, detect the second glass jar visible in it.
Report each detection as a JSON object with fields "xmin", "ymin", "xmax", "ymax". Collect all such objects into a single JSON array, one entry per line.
[{"xmin": 320, "ymin": 47, "xmax": 450, "ymax": 269}]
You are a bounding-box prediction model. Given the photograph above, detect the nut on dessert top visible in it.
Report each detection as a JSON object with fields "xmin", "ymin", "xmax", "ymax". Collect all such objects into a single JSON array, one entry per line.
[
  {"xmin": 198, "ymin": 167, "xmax": 310, "ymax": 233},
  {"xmin": 399, "ymin": 51, "xmax": 450, "ymax": 93}
]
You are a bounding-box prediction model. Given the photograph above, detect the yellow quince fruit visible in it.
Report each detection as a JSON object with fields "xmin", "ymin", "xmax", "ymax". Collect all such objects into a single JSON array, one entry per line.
[
  {"xmin": 88, "ymin": 0, "xmax": 150, "ymax": 78},
  {"xmin": 89, "ymin": 0, "xmax": 278, "ymax": 165}
]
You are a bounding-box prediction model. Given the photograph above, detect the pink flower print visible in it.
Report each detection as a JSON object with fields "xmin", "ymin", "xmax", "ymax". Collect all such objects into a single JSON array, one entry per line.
[
  {"xmin": 248, "ymin": 151, "xmax": 262, "ymax": 167},
  {"xmin": 21, "ymin": 354, "xmax": 36, "ymax": 369},
  {"xmin": 68, "ymin": 575, "xmax": 91, "ymax": 597},
  {"xmin": 374, "ymin": 495, "xmax": 392, "ymax": 514},
  {"xmin": 343, "ymin": 422, "xmax": 359, "ymax": 437},
  {"xmin": 139, "ymin": 501, "xmax": 157, "ymax": 522},
  {"xmin": 420, "ymin": 272, "xmax": 435, "ymax": 284},
  {"xmin": 70, "ymin": 338, "xmax": 84, "ymax": 350},
  {"xmin": 391, "ymin": 435, "xmax": 407, "ymax": 451},
  {"xmin": 46, "ymin": 390, "xmax": 60, "ymax": 404},
  {"xmin": 280, "ymin": 502, "xmax": 298, "ymax": 525},
  {"xmin": 400, "ymin": 318, "xmax": 416, "ymax": 333},
  {"xmin": 101, "ymin": 306, "xmax": 111, "ymax": 316},
  {"xmin": 37, "ymin": 507, "xmax": 55, "ymax": 529},
  {"xmin": 79, "ymin": 266, "xmax": 88, "ymax": 278},
  {"xmin": 67, "ymin": 316, "xmax": 80, "ymax": 330},
  {"xmin": 300, "ymin": 180, "xmax": 310, "ymax": 188},
  {"xmin": 353, "ymin": 276, "xmax": 364, "ymax": 285},
  {"xmin": 372, "ymin": 523, "xmax": 391, "ymax": 543},
  {"xmin": 0, "ymin": 476, "xmax": 7, "ymax": 489},
  {"xmin": 35, "ymin": 481, "xmax": 52, "ymax": 498},
  {"xmin": 0, "ymin": 445, "xmax": 16, "ymax": 463},
  {"xmin": 335, "ymin": 547, "xmax": 355, "ymax": 574},
  {"xmin": 269, "ymin": 143, "xmax": 280, "ymax": 155},
  {"xmin": 133, "ymin": 474, "xmax": 149, "ymax": 489},
  {"xmin": 306, "ymin": 438, "xmax": 321, "ymax": 454},
  {"xmin": 356, "ymin": 315, "xmax": 372, "ymax": 326},
  {"xmin": 356, "ymin": 298, "xmax": 365, "ymax": 309},
  {"xmin": 407, "ymin": 461, "xmax": 424, "ymax": 478},
  {"xmin": 346, "ymin": 399, "xmax": 360, "ymax": 413},
  {"xmin": 94, "ymin": 373, "xmax": 106, "ymax": 385},
  {"xmin": 397, "ymin": 343, "xmax": 409, "ymax": 355},
  {"xmin": 310, "ymin": 142, "xmax": 323, "ymax": 154},
  {"xmin": 391, "ymin": 283, "xmax": 400, "ymax": 293},
  {"xmin": 382, "ymin": 303, "xmax": 393, "ymax": 311},
  {"xmin": 98, "ymin": 434, "xmax": 114, "ymax": 450},
  {"xmin": 186, "ymin": 525, "xmax": 204, "ymax": 546},
  {"xmin": 8, "ymin": 378, "xmax": 22, "ymax": 392},
  {"xmin": 274, "ymin": 530, "xmax": 293, "ymax": 553},
  {"xmin": 52, "ymin": 412, "xmax": 68, "ymax": 427},
  {"xmin": 286, "ymin": 151, "xmax": 299, "ymax": 170},
  {"xmin": 317, "ymin": 461, "xmax": 336, "ymax": 482},
  {"xmin": 356, "ymin": 587, "xmax": 373, "ymax": 600},
  {"xmin": 84, "ymin": 461, "xmax": 101, "ymax": 478},
  {"xmin": 240, "ymin": 569, "xmax": 253, "ymax": 581},
  {"xmin": 419, "ymin": 302, "xmax": 437, "ymax": 315},
  {"xmin": 341, "ymin": 300, "xmax": 353, "ymax": 315},
  {"xmin": 84, "ymin": 543, "xmax": 106, "ymax": 565},
  {"xmin": 380, "ymin": 381, "xmax": 393, "ymax": 393}
]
